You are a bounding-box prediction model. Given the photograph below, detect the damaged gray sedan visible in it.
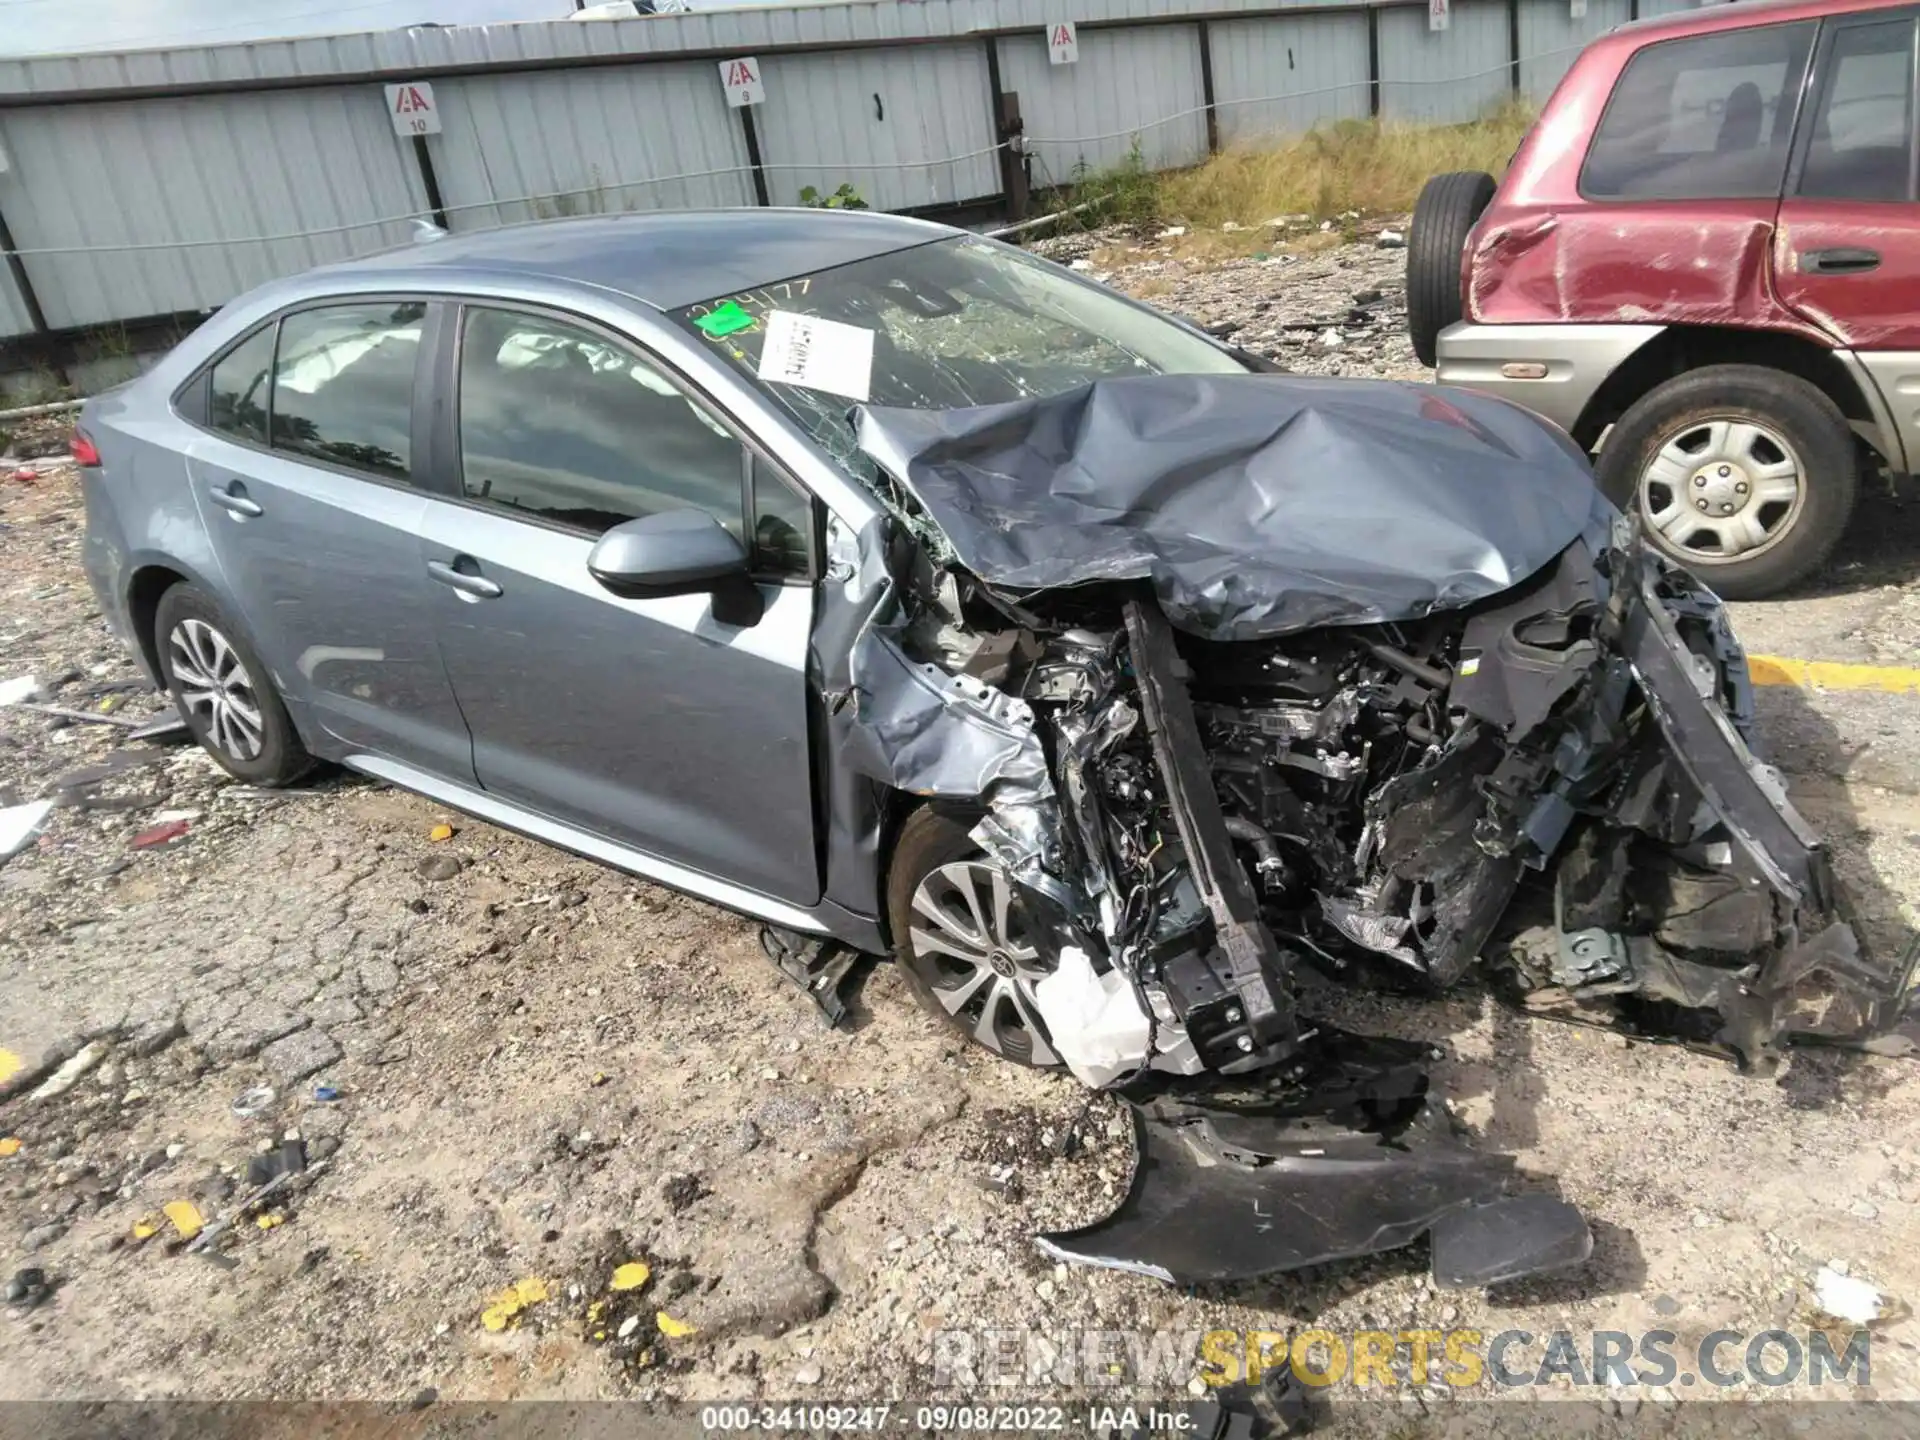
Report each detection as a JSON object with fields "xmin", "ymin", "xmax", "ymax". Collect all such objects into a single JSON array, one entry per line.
[{"xmin": 78, "ymin": 211, "xmax": 1913, "ymax": 1294}]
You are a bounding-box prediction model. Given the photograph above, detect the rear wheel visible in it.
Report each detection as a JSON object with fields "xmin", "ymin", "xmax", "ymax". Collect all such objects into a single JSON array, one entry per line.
[
  {"xmin": 1594, "ymin": 365, "xmax": 1857, "ymax": 599},
  {"xmin": 154, "ymin": 584, "xmax": 312, "ymax": 786},
  {"xmin": 1407, "ymin": 170, "xmax": 1496, "ymax": 368},
  {"xmin": 886, "ymin": 807, "xmax": 1060, "ymax": 1068}
]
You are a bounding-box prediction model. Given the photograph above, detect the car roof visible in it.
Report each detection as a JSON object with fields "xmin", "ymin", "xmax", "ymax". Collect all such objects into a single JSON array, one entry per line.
[
  {"xmin": 314, "ymin": 208, "xmax": 957, "ymax": 311},
  {"xmin": 1616, "ymin": 0, "xmax": 1914, "ymax": 41}
]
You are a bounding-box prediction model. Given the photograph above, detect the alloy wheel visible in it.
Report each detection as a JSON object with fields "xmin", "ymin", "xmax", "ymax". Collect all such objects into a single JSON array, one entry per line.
[
  {"xmin": 1638, "ymin": 417, "xmax": 1805, "ymax": 564},
  {"xmin": 168, "ymin": 617, "xmax": 265, "ymax": 761},
  {"xmin": 907, "ymin": 859, "xmax": 1058, "ymax": 1066}
]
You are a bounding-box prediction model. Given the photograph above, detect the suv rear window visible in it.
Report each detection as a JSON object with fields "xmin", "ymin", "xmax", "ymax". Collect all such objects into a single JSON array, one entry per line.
[
  {"xmin": 1797, "ymin": 17, "xmax": 1917, "ymax": 202},
  {"xmin": 1582, "ymin": 22, "xmax": 1816, "ymax": 201}
]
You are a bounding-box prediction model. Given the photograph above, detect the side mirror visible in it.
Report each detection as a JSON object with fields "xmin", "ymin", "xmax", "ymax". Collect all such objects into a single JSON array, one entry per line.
[{"xmin": 587, "ymin": 510, "xmax": 764, "ymax": 626}]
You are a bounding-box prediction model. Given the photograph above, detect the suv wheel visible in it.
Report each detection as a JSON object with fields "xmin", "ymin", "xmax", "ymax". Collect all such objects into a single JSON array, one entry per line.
[
  {"xmin": 1595, "ymin": 365, "xmax": 1857, "ymax": 600},
  {"xmin": 154, "ymin": 583, "xmax": 313, "ymax": 786},
  {"xmin": 886, "ymin": 807, "xmax": 1060, "ymax": 1068},
  {"xmin": 1407, "ymin": 171, "xmax": 1496, "ymax": 368}
]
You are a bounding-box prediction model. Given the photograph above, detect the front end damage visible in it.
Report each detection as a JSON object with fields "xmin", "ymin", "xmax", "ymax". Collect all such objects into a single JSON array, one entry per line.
[{"xmin": 833, "ymin": 375, "xmax": 1912, "ymax": 1290}]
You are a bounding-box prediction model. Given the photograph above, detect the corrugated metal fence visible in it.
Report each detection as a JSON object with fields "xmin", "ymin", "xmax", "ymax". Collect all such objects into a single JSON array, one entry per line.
[{"xmin": 0, "ymin": 0, "xmax": 1704, "ymax": 349}]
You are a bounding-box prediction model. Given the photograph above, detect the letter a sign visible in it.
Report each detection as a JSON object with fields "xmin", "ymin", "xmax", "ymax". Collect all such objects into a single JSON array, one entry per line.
[
  {"xmin": 384, "ymin": 82, "xmax": 441, "ymax": 136},
  {"xmin": 719, "ymin": 56, "xmax": 765, "ymax": 108},
  {"xmin": 1048, "ymin": 21, "xmax": 1078, "ymax": 65},
  {"xmin": 1429, "ymin": 0, "xmax": 1451, "ymax": 31}
]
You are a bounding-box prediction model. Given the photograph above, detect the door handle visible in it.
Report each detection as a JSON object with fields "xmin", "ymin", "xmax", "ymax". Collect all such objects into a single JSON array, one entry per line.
[
  {"xmin": 207, "ymin": 484, "xmax": 263, "ymax": 518},
  {"xmin": 427, "ymin": 558, "xmax": 503, "ymax": 600},
  {"xmin": 1801, "ymin": 247, "xmax": 1880, "ymax": 275}
]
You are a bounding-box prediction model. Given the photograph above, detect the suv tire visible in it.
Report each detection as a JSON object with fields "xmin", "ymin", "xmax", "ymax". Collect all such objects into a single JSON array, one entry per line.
[
  {"xmin": 1595, "ymin": 365, "xmax": 1857, "ymax": 600},
  {"xmin": 154, "ymin": 583, "xmax": 314, "ymax": 786},
  {"xmin": 1407, "ymin": 171, "xmax": 1496, "ymax": 367},
  {"xmin": 886, "ymin": 806, "xmax": 1060, "ymax": 1069}
]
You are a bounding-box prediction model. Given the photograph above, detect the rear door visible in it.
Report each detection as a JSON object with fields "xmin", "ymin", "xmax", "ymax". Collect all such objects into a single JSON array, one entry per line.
[
  {"xmin": 1774, "ymin": 8, "xmax": 1920, "ymax": 351},
  {"xmin": 416, "ymin": 301, "xmax": 822, "ymax": 907},
  {"xmin": 183, "ymin": 300, "xmax": 476, "ymax": 778}
]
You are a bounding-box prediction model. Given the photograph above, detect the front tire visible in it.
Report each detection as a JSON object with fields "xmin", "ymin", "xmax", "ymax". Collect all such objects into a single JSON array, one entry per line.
[
  {"xmin": 1594, "ymin": 365, "xmax": 1857, "ymax": 600},
  {"xmin": 886, "ymin": 807, "xmax": 1060, "ymax": 1068},
  {"xmin": 154, "ymin": 584, "xmax": 312, "ymax": 786}
]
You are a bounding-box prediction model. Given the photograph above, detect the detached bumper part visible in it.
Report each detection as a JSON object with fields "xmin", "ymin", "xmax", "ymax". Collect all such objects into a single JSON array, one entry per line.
[{"xmin": 1038, "ymin": 1031, "xmax": 1591, "ymax": 1288}]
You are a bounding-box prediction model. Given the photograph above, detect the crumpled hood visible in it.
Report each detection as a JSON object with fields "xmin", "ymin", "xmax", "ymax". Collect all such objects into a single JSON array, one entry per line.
[{"xmin": 854, "ymin": 373, "xmax": 1610, "ymax": 641}]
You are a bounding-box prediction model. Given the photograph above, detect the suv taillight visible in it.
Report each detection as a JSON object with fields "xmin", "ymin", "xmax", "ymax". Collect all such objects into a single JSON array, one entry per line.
[{"xmin": 70, "ymin": 429, "xmax": 101, "ymax": 467}]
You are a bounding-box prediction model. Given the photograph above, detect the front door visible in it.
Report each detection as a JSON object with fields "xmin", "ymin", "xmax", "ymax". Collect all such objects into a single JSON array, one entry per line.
[
  {"xmin": 186, "ymin": 299, "xmax": 476, "ymax": 779},
  {"xmin": 419, "ymin": 302, "xmax": 821, "ymax": 906}
]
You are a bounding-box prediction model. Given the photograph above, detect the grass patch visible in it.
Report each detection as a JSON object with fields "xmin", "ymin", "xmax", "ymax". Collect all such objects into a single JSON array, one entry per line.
[{"xmin": 1054, "ymin": 101, "xmax": 1536, "ymax": 231}]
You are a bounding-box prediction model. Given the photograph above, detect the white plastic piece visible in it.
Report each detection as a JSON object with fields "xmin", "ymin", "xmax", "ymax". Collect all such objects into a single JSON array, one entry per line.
[
  {"xmin": 0, "ymin": 675, "xmax": 38, "ymax": 706},
  {"xmin": 1814, "ymin": 1265, "xmax": 1890, "ymax": 1324},
  {"xmin": 1031, "ymin": 945, "xmax": 1152, "ymax": 1089},
  {"xmin": 0, "ymin": 799, "xmax": 53, "ymax": 861}
]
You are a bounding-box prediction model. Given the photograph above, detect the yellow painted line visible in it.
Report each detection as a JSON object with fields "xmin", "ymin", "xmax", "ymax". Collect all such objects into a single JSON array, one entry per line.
[{"xmin": 1748, "ymin": 655, "xmax": 1920, "ymax": 694}]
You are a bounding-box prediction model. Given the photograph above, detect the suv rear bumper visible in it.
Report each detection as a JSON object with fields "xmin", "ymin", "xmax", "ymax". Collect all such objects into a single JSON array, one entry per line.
[{"xmin": 1435, "ymin": 321, "xmax": 1665, "ymax": 439}]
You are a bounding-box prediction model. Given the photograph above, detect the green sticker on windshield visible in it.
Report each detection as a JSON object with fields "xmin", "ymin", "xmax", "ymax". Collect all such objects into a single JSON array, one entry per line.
[{"xmin": 694, "ymin": 301, "xmax": 755, "ymax": 338}]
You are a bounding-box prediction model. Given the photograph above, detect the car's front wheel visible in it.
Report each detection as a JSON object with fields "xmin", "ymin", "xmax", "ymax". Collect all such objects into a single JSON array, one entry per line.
[
  {"xmin": 886, "ymin": 806, "xmax": 1060, "ymax": 1068},
  {"xmin": 1594, "ymin": 364, "xmax": 1858, "ymax": 600},
  {"xmin": 154, "ymin": 583, "xmax": 313, "ymax": 786}
]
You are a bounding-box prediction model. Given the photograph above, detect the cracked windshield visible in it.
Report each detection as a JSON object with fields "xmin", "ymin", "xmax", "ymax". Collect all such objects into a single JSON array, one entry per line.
[{"xmin": 673, "ymin": 236, "xmax": 1247, "ymax": 483}]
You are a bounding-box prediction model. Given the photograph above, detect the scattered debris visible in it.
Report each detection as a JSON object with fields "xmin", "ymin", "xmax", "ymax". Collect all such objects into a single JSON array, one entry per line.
[
  {"xmin": 1375, "ymin": 228, "xmax": 1406, "ymax": 248},
  {"xmin": 162, "ymin": 1200, "xmax": 204, "ymax": 1240},
  {"xmin": 428, "ymin": 823, "xmax": 456, "ymax": 842},
  {"xmin": 313, "ymin": 1084, "xmax": 342, "ymax": 1103},
  {"xmin": 0, "ymin": 676, "xmax": 38, "ymax": 707},
  {"xmin": 131, "ymin": 819, "xmax": 190, "ymax": 850},
  {"xmin": 230, "ymin": 1086, "xmax": 277, "ymax": 1119},
  {"xmin": 0, "ymin": 799, "xmax": 54, "ymax": 863},
  {"xmin": 610, "ymin": 1261, "xmax": 652, "ymax": 1292},
  {"xmin": 5, "ymin": 1267, "xmax": 50, "ymax": 1310},
  {"xmin": 1813, "ymin": 1265, "xmax": 1902, "ymax": 1325},
  {"xmin": 655, "ymin": 1310, "xmax": 696, "ymax": 1338},
  {"xmin": 0, "ymin": 1137, "xmax": 19, "ymax": 1158},
  {"xmin": 28, "ymin": 1040, "xmax": 108, "ymax": 1102},
  {"xmin": 480, "ymin": 1276, "xmax": 551, "ymax": 1332},
  {"xmin": 759, "ymin": 926, "xmax": 861, "ymax": 1028}
]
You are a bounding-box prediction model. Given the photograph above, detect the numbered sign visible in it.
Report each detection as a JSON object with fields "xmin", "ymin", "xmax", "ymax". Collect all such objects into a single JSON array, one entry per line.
[{"xmin": 384, "ymin": 82, "xmax": 441, "ymax": 137}]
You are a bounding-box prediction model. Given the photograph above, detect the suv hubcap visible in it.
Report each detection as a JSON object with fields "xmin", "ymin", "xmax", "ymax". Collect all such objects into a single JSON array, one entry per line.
[
  {"xmin": 1639, "ymin": 418, "xmax": 1804, "ymax": 563},
  {"xmin": 169, "ymin": 618, "xmax": 265, "ymax": 761},
  {"xmin": 908, "ymin": 860, "xmax": 1057, "ymax": 1066}
]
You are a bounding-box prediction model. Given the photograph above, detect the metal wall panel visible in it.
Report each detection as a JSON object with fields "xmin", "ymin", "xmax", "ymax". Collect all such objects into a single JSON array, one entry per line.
[
  {"xmin": 0, "ymin": 87, "xmax": 424, "ymax": 330},
  {"xmin": 1379, "ymin": 0, "xmax": 1514, "ymax": 124},
  {"xmin": 429, "ymin": 62, "xmax": 754, "ymax": 231},
  {"xmin": 0, "ymin": 263, "xmax": 31, "ymax": 343},
  {"xmin": 1000, "ymin": 27, "xmax": 1209, "ymax": 186},
  {"xmin": 1636, "ymin": 0, "xmax": 1703, "ymax": 18},
  {"xmin": 1211, "ymin": 12, "xmax": 1372, "ymax": 146},
  {"xmin": 754, "ymin": 42, "xmax": 1001, "ymax": 212},
  {"xmin": 1519, "ymin": 0, "xmax": 1633, "ymax": 101}
]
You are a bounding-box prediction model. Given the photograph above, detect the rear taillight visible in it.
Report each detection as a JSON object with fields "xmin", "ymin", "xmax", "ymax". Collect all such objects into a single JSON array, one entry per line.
[{"xmin": 70, "ymin": 429, "xmax": 102, "ymax": 467}]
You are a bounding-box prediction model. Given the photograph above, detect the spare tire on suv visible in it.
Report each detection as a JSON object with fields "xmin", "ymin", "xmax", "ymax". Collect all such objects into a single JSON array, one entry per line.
[{"xmin": 1407, "ymin": 171, "xmax": 1496, "ymax": 367}]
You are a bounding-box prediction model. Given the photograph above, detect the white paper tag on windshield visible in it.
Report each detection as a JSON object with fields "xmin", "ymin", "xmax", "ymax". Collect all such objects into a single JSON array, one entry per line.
[{"xmin": 756, "ymin": 311, "xmax": 874, "ymax": 401}]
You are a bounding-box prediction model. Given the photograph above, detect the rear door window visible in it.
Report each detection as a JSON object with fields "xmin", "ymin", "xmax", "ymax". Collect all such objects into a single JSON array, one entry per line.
[
  {"xmin": 1581, "ymin": 22, "xmax": 1816, "ymax": 200},
  {"xmin": 269, "ymin": 302, "xmax": 424, "ymax": 480},
  {"xmin": 1796, "ymin": 17, "xmax": 1917, "ymax": 202}
]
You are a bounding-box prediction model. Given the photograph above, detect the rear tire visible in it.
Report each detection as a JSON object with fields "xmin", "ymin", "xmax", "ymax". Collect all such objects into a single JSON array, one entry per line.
[
  {"xmin": 1407, "ymin": 171, "xmax": 1496, "ymax": 368},
  {"xmin": 153, "ymin": 583, "xmax": 313, "ymax": 786},
  {"xmin": 886, "ymin": 806, "xmax": 1060, "ymax": 1069},
  {"xmin": 1594, "ymin": 365, "xmax": 1857, "ymax": 600}
]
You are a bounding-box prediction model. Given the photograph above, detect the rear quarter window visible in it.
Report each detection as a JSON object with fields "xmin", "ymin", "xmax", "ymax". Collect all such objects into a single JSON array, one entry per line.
[{"xmin": 1581, "ymin": 22, "xmax": 1817, "ymax": 201}]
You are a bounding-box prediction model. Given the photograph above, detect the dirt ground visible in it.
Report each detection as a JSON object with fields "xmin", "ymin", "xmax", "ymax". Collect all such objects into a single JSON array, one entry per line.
[{"xmin": 4, "ymin": 228, "xmax": 1920, "ymax": 1432}]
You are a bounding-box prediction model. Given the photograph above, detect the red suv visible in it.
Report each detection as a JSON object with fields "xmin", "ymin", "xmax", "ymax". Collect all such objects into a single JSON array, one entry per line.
[{"xmin": 1408, "ymin": 0, "xmax": 1919, "ymax": 598}]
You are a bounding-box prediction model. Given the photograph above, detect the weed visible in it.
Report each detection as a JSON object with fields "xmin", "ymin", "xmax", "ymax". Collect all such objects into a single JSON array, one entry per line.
[{"xmin": 799, "ymin": 182, "xmax": 870, "ymax": 211}]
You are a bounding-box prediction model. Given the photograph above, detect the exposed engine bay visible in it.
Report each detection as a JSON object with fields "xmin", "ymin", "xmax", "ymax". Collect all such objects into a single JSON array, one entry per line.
[{"xmin": 828, "ymin": 374, "xmax": 1915, "ymax": 1291}]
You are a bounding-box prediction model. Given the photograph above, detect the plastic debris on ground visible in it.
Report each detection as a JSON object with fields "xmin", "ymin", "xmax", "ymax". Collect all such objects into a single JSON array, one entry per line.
[
  {"xmin": 162, "ymin": 1200, "xmax": 204, "ymax": 1240},
  {"xmin": 131, "ymin": 819, "xmax": 190, "ymax": 850},
  {"xmin": 230, "ymin": 1084, "xmax": 276, "ymax": 1118},
  {"xmin": 480, "ymin": 1276, "xmax": 551, "ymax": 1332},
  {"xmin": 28, "ymin": 1040, "xmax": 107, "ymax": 1102},
  {"xmin": 313, "ymin": 1085, "xmax": 341, "ymax": 1103},
  {"xmin": 0, "ymin": 1137, "xmax": 20, "ymax": 1158},
  {"xmin": 1813, "ymin": 1265, "xmax": 1903, "ymax": 1325},
  {"xmin": 428, "ymin": 823, "xmax": 456, "ymax": 842},
  {"xmin": 0, "ymin": 676, "xmax": 38, "ymax": 707},
  {"xmin": 656, "ymin": 1311, "xmax": 696, "ymax": 1338},
  {"xmin": 0, "ymin": 799, "xmax": 55, "ymax": 863},
  {"xmin": 609, "ymin": 1261, "xmax": 651, "ymax": 1292}
]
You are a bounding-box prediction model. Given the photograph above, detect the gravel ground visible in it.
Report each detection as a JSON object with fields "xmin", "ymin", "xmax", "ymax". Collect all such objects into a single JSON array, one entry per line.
[{"xmin": 3, "ymin": 232, "xmax": 1920, "ymax": 1432}]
